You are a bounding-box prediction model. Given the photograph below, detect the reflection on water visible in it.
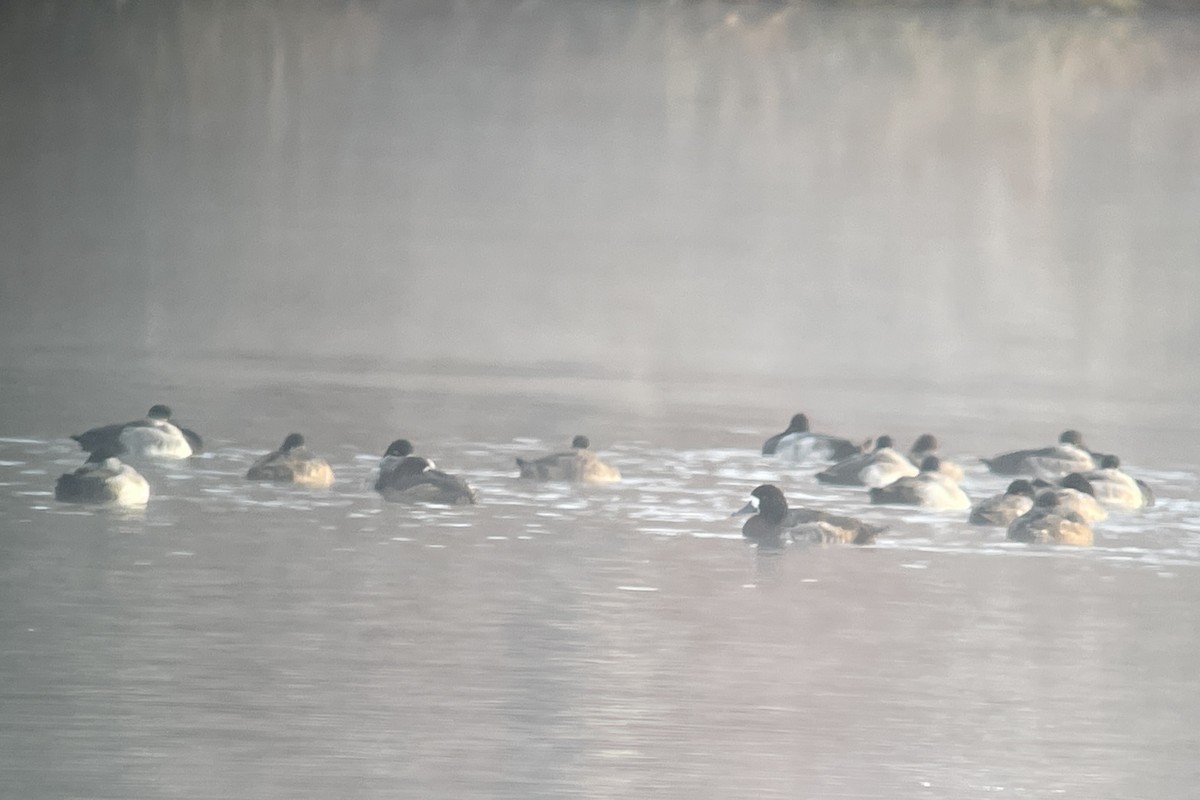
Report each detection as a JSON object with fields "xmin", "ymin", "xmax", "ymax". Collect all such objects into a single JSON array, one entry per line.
[{"xmin": 3, "ymin": 1, "xmax": 1200, "ymax": 798}]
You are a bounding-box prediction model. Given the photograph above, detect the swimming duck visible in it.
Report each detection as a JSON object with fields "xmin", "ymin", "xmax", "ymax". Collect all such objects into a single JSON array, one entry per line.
[
  {"xmin": 374, "ymin": 440, "xmax": 476, "ymax": 505},
  {"xmin": 815, "ymin": 435, "xmax": 918, "ymax": 488},
  {"xmin": 375, "ymin": 439, "xmax": 414, "ymax": 485},
  {"xmin": 734, "ymin": 484, "xmax": 883, "ymax": 545},
  {"xmin": 968, "ymin": 479, "xmax": 1036, "ymax": 526},
  {"xmin": 516, "ymin": 435, "xmax": 620, "ymax": 483},
  {"xmin": 1006, "ymin": 492, "xmax": 1093, "ymax": 546},
  {"xmin": 908, "ymin": 434, "xmax": 964, "ymax": 481},
  {"xmin": 1078, "ymin": 455, "xmax": 1152, "ymax": 509},
  {"xmin": 760, "ymin": 413, "xmax": 866, "ymax": 462},
  {"xmin": 245, "ymin": 433, "xmax": 334, "ymax": 487},
  {"xmin": 71, "ymin": 404, "xmax": 202, "ymax": 459},
  {"xmin": 54, "ymin": 448, "xmax": 150, "ymax": 506},
  {"xmin": 1034, "ymin": 475, "xmax": 1108, "ymax": 523},
  {"xmin": 867, "ymin": 456, "xmax": 971, "ymax": 510},
  {"xmin": 982, "ymin": 430, "xmax": 1096, "ymax": 479}
]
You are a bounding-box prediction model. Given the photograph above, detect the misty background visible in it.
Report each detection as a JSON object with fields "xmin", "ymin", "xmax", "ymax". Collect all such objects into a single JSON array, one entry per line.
[
  {"xmin": 4, "ymin": 4, "xmax": 1200, "ymax": 800},
  {"xmin": 2, "ymin": 1, "xmax": 1199, "ymax": 454}
]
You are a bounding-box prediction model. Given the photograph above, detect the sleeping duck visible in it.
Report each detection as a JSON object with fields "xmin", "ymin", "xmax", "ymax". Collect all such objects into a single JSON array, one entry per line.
[
  {"xmin": 1006, "ymin": 492, "xmax": 1093, "ymax": 546},
  {"xmin": 54, "ymin": 448, "xmax": 150, "ymax": 506},
  {"xmin": 516, "ymin": 435, "xmax": 620, "ymax": 483},
  {"xmin": 734, "ymin": 484, "xmax": 883, "ymax": 545},
  {"xmin": 1078, "ymin": 455, "xmax": 1153, "ymax": 509},
  {"xmin": 968, "ymin": 479, "xmax": 1037, "ymax": 526},
  {"xmin": 245, "ymin": 433, "xmax": 334, "ymax": 487},
  {"xmin": 1038, "ymin": 474, "xmax": 1108, "ymax": 523},
  {"xmin": 375, "ymin": 440, "xmax": 476, "ymax": 505},
  {"xmin": 982, "ymin": 430, "xmax": 1096, "ymax": 479},
  {"xmin": 868, "ymin": 456, "xmax": 971, "ymax": 510},
  {"xmin": 815, "ymin": 435, "xmax": 918, "ymax": 488},
  {"xmin": 760, "ymin": 413, "xmax": 866, "ymax": 462},
  {"xmin": 71, "ymin": 404, "xmax": 202, "ymax": 459},
  {"xmin": 907, "ymin": 434, "xmax": 964, "ymax": 481}
]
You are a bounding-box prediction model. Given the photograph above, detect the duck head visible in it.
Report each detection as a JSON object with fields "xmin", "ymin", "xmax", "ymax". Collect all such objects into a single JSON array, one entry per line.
[
  {"xmin": 384, "ymin": 439, "xmax": 414, "ymax": 457},
  {"xmin": 147, "ymin": 404, "xmax": 173, "ymax": 420},
  {"xmin": 786, "ymin": 413, "xmax": 810, "ymax": 433},
  {"xmin": 1060, "ymin": 473, "xmax": 1095, "ymax": 496},
  {"xmin": 1059, "ymin": 430, "xmax": 1086, "ymax": 447},
  {"xmin": 911, "ymin": 433, "xmax": 938, "ymax": 453},
  {"xmin": 1006, "ymin": 479, "xmax": 1036, "ymax": 499},
  {"xmin": 280, "ymin": 433, "xmax": 306, "ymax": 452},
  {"xmin": 733, "ymin": 484, "xmax": 788, "ymax": 524}
]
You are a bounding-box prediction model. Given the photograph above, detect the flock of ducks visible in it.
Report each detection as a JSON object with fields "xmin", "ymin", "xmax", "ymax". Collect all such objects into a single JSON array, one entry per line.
[
  {"xmin": 52, "ymin": 404, "xmax": 619, "ymax": 509},
  {"xmin": 739, "ymin": 413, "xmax": 1154, "ymax": 548},
  {"xmin": 52, "ymin": 406, "xmax": 1154, "ymax": 548}
]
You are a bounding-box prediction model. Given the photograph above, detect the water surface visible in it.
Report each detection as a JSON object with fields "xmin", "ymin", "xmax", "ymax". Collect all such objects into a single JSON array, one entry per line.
[{"xmin": 2, "ymin": 2, "xmax": 1200, "ymax": 798}]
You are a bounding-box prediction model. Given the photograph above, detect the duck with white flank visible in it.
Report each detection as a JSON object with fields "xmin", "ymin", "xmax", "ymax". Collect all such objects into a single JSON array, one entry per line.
[
  {"xmin": 1077, "ymin": 455, "xmax": 1154, "ymax": 509},
  {"xmin": 968, "ymin": 479, "xmax": 1037, "ymax": 526},
  {"xmin": 734, "ymin": 484, "xmax": 884, "ymax": 545},
  {"xmin": 55, "ymin": 448, "xmax": 150, "ymax": 506},
  {"xmin": 1006, "ymin": 492, "xmax": 1093, "ymax": 546},
  {"xmin": 374, "ymin": 439, "xmax": 476, "ymax": 505},
  {"xmin": 516, "ymin": 435, "xmax": 620, "ymax": 483},
  {"xmin": 982, "ymin": 430, "xmax": 1097, "ymax": 480},
  {"xmin": 760, "ymin": 413, "xmax": 866, "ymax": 462},
  {"xmin": 815, "ymin": 435, "xmax": 918, "ymax": 488},
  {"xmin": 71, "ymin": 404, "xmax": 202, "ymax": 459},
  {"xmin": 245, "ymin": 433, "xmax": 334, "ymax": 487},
  {"xmin": 868, "ymin": 456, "xmax": 971, "ymax": 510}
]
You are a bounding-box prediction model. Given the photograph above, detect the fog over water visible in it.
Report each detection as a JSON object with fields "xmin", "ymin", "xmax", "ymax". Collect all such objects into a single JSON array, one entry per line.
[{"xmin": 2, "ymin": 2, "xmax": 1200, "ymax": 798}]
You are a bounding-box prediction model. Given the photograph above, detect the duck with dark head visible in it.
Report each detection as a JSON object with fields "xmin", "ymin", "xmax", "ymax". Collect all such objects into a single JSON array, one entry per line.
[
  {"xmin": 375, "ymin": 438, "xmax": 476, "ymax": 505},
  {"xmin": 760, "ymin": 413, "xmax": 867, "ymax": 462},
  {"xmin": 734, "ymin": 484, "xmax": 883, "ymax": 546}
]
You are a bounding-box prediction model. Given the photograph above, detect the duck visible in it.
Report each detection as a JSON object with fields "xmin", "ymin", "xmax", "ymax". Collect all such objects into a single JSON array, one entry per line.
[
  {"xmin": 54, "ymin": 448, "xmax": 150, "ymax": 506},
  {"xmin": 760, "ymin": 413, "xmax": 866, "ymax": 462},
  {"xmin": 907, "ymin": 434, "xmax": 964, "ymax": 481},
  {"xmin": 374, "ymin": 440, "xmax": 476, "ymax": 505},
  {"xmin": 1077, "ymin": 455, "xmax": 1152, "ymax": 509},
  {"xmin": 71, "ymin": 404, "xmax": 202, "ymax": 459},
  {"xmin": 1039, "ymin": 474, "xmax": 1108, "ymax": 523},
  {"xmin": 968, "ymin": 479, "xmax": 1037, "ymax": 526},
  {"xmin": 375, "ymin": 438, "xmax": 414, "ymax": 484},
  {"xmin": 982, "ymin": 429, "xmax": 1096, "ymax": 479},
  {"xmin": 867, "ymin": 456, "xmax": 971, "ymax": 510},
  {"xmin": 815, "ymin": 435, "xmax": 918, "ymax": 488},
  {"xmin": 516, "ymin": 435, "xmax": 620, "ymax": 483},
  {"xmin": 1006, "ymin": 492, "xmax": 1093, "ymax": 546},
  {"xmin": 245, "ymin": 433, "xmax": 334, "ymax": 487},
  {"xmin": 733, "ymin": 484, "xmax": 883, "ymax": 545}
]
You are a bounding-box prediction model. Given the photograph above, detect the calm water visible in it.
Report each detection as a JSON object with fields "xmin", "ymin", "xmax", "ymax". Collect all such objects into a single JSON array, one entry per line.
[{"xmin": 3, "ymin": 2, "xmax": 1200, "ymax": 798}]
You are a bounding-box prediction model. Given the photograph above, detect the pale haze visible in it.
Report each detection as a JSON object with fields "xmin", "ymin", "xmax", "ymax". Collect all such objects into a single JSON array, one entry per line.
[{"xmin": 1, "ymin": 3, "xmax": 1199, "ymax": 799}]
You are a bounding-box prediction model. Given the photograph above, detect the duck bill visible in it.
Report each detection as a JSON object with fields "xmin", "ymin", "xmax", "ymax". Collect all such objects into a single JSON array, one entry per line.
[{"xmin": 731, "ymin": 500, "xmax": 757, "ymax": 518}]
